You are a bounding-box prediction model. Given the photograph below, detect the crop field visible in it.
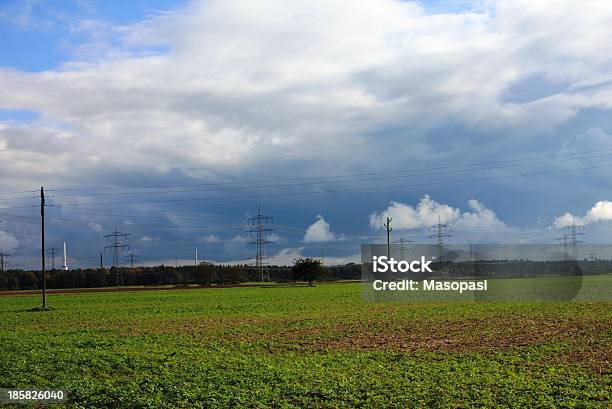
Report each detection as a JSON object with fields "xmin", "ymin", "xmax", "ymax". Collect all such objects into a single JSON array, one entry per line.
[{"xmin": 1, "ymin": 279, "xmax": 610, "ymax": 408}]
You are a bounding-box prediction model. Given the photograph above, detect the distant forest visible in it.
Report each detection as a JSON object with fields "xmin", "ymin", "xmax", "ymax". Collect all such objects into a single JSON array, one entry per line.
[
  {"xmin": 0, "ymin": 263, "xmax": 361, "ymax": 291},
  {"xmin": 1, "ymin": 260, "xmax": 610, "ymax": 291}
]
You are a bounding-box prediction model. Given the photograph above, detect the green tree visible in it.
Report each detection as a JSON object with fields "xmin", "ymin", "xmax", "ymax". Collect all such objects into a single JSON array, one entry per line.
[
  {"xmin": 292, "ymin": 257, "xmax": 323, "ymax": 287},
  {"xmin": 224, "ymin": 266, "xmax": 247, "ymax": 284},
  {"xmin": 194, "ymin": 263, "xmax": 217, "ymax": 286}
]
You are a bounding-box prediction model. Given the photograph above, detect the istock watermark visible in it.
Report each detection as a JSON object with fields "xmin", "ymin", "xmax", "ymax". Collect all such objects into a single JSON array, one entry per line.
[
  {"xmin": 371, "ymin": 255, "xmax": 488, "ymax": 294},
  {"xmin": 372, "ymin": 256, "xmax": 433, "ymax": 273},
  {"xmin": 361, "ymin": 244, "xmax": 612, "ymax": 302},
  {"xmin": 372, "ymin": 278, "xmax": 487, "ymax": 293}
]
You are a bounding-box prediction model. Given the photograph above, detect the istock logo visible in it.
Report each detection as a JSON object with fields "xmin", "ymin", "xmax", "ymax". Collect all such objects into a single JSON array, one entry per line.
[{"xmin": 373, "ymin": 256, "xmax": 433, "ymax": 273}]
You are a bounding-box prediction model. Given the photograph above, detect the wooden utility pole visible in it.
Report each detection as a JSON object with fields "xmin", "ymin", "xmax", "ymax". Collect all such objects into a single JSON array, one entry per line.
[
  {"xmin": 40, "ymin": 186, "xmax": 46, "ymax": 309},
  {"xmin": 384, "ymin": 217, "xmax": 392, "ymax": 259}
]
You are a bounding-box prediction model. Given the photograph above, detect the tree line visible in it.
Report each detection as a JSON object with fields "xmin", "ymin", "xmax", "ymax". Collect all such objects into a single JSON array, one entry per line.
[{"xmin": 0, "ymin": 261, "xmax": 361, "ymax": 291}]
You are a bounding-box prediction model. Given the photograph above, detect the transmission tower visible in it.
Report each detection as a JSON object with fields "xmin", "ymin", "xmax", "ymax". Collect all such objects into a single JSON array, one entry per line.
[
  {"xmin": 126, "ymin": 252, "xmax": 139, "ymax": 268},
  {"xmin": 46, "ymin": 247, "xmax": 60, "ymax": 270},
  {"xmin": 557, "ymin": 217, "xmax": 583, "ymax": 260},
  {"xmin": 393, "ymin": 236, "xmax": 413, "ymax": 260},
  {"xmin": 428, "ymin": 216, "xmax": 451, "ymax": 262},
  {"xmin": 104, "ymin": 228, "xmax": 130, "ymax": 285},
  {"xmin": 565, "ymin": 219, "xmax": 584, "ymax": 261},
  {"xmin": 0, "ymin": 224, "xmax": 8, "ymax": 273},
  {"xmin": 0, "ymin": 249, "xmax": 10, "ymax": 273},
  {"xmin": 247, "ymin": 205, "xmax": 274, "ymax": 282},
  {"xmin": 555, "ymin": 231, "xmax": 569, "ymax": 258}
]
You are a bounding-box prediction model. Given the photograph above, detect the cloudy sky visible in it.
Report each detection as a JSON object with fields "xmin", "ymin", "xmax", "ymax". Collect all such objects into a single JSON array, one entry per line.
[{"xmin": 1, "ymin": 0, "xmax": 612, "ymax": 268}]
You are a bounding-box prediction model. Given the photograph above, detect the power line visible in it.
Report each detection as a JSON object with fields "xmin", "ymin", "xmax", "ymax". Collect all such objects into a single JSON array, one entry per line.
[
  {"xmin": 41, "ymin": 207, "xmax": 359, "ymax": 227},
  {"xmin": 0, "ymin": 195, "xmax": 39, "ymax": 202},
  {"xmin": 4, "ymin": 159, "xmax": 612, "ymax": 211},
  {"xmin": 0, "ymin": 204, "xmax": 39, "ymax": 209},
  {"xmin": 0, "ymin": 189, "xmax": 39, "ymax": 196},
  {"xmin": 41, "ymin": 147, "xmax": 612, "ymax": 193},
  {"xmin": 0, "ymin": 211, "xmax": 247, "ymax": 231},
  {"xmin": 0, "ymin": 206, "xmax": 427, "ymax": 233},
  {"xmin": 43, "ymin": 207, "xmax": 242, "ymax": 221},
  {"xmin": 25, "ymin": 161, "xmax": 612, "ymax": 209},
  {"xmin": 42, "ymin": 151, "xmax": 612, "ymax": 199},
  {"xmin": 1, "ymin": 209, "xmax": 511, "ymax": 240}
]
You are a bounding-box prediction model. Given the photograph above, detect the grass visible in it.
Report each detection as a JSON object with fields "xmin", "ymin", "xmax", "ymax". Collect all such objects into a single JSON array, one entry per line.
[{"xmin": 0, "ymin": 280, "xmax": 610, "ymax": 408}]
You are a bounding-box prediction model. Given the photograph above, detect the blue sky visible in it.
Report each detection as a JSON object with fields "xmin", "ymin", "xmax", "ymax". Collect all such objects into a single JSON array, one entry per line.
[
  {"xmin": 0, "ymin": 0, "xmax": 186, "ymax": 71},
  {"xmin": 1, "ymin": 0, "xmax": 612, "ymax": 268}
]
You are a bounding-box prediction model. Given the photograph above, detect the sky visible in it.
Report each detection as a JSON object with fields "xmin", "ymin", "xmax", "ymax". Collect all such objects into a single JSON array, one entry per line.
[{"xmin": 1, "ymin": 0, "xmax": 612, "ymax": 269}]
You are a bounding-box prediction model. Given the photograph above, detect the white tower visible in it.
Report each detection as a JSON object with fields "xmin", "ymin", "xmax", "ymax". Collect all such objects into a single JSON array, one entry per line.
[{"xmin": 63, "ymin": 241, "xmax": 68, "ymax": 271}]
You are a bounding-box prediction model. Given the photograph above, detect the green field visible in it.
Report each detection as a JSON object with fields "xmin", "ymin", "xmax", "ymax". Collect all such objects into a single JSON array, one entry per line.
[{"xmin": 1, "ymin": 280, "xmax": 610, "ymax": 408}]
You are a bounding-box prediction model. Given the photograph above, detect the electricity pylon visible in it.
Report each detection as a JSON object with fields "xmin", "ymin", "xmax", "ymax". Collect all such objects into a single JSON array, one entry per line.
[
  {"xmin": 46, "ymin": 247, "xmax": 60, "ymax": 270},
  {"xmin": 104, "ymin": 228, "xmax": 130, "ymax": 286},
  {"xmin": 0, "ymin": 249, "xmax": 10, "ymax": 273},
  {"xmin": 247, "ymin": 205, "xmax": 274, "ymax": 282},
  {"xmin": 428, "ymin": 216, "xmax": 451, "ymax": 262}
]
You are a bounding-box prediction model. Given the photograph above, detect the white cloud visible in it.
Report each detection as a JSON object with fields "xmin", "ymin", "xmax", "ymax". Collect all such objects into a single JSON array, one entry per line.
[
  {"xmin": 217, "ymin": 247, "xmax": 304, "ymax": 266},
  {"xmin": 221, "ymin": 234, "xmax": 250, "ymax": 256},
  {"xmin": 456, "ymin": 199, "xmax": 507, "ymax": 230},
  {"xmin": 1, "ymin": 0, "xmax": 611, "ymax": 192},
  {"xmin": 88, "ymin": 222, "xmax": 103, "ymax": 232},
  {"xmin": 553, "ymin": 213, "xmax": 577, "ymax": 229},
  {"xmin": 223, "ymin": 246, "xmax": 359, "ymax": 266},
  {"xmin": 266, "ymin": 247, "xmax": 305, "ymax": 266},
  {"xmin": 140, "ymin": 235, "xmax": 159, "ymax": 242},
  {"xmin": 1, "ymin": 0, "xmax": 612, "ymax": 259},
  {"xmin": 199, "ymin": 234, "xmax": 222, "ymax": 243},
  {"xmin": 304, "ymin": 215, "xmax": 338, "ymax": 242},
  {"xmin": 370, "ymin": 195, "xmax": 507, "ymax": 231},
  {"xmin": 370, "ymin": 195, "xmax": 460, "ymax": 229},
  {"xmin": 553, "ymin": 200, "xmax": 612, "ymax": 228},
  {"xmin": 229, "ymin": 235, "xmax": 249, "ymax": 243},
  {"xmin": 266, "ymin": 247, "xmax": 359, "ymax": 266},
  {"xmin": 585, "ymin": 201, "xmax": 612, "ymax": 223},
  {"xmin": 0, "ymin": 230, "xmax": 19, "ymax": 251},
  {"xmin": 369, "ymin": 196, "xmax": 564, "ymax": 243},
  {"xmin": 264, "ymin": 233, "xmax": 285, "ymax": 244}
]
